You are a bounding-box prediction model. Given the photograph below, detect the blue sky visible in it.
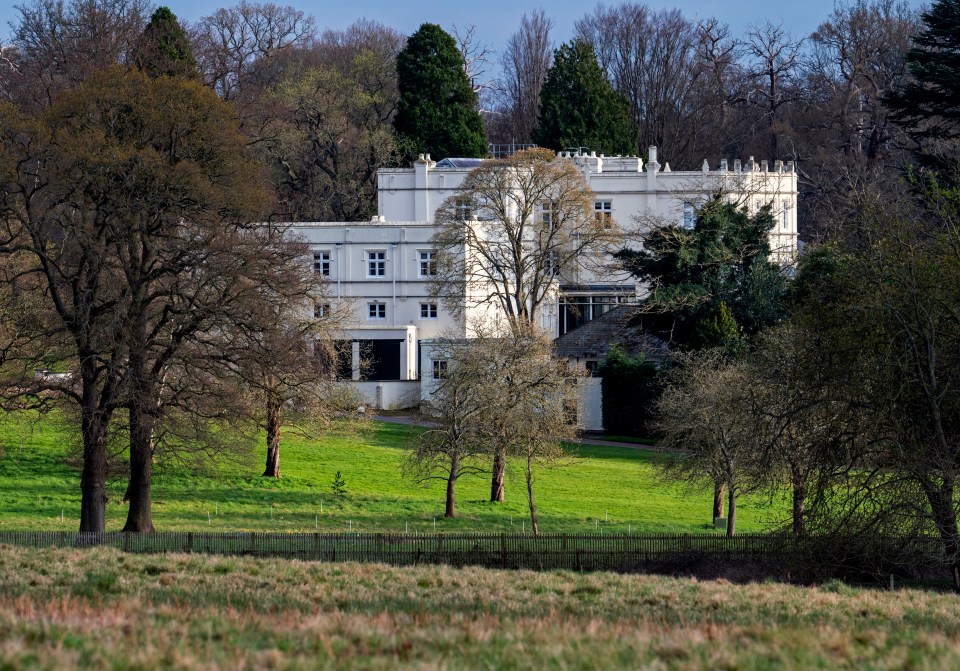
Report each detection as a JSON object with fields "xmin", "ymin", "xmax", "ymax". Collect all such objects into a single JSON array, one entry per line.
[{"xmin": 2, "ymin": 0, "xmax": 928, "ymax": 57}]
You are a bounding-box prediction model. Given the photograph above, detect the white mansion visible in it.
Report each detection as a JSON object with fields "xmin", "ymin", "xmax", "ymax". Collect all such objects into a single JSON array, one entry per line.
[{"xmin": 290, "ymin": 147, "xmax": 798, "ymax": 415}]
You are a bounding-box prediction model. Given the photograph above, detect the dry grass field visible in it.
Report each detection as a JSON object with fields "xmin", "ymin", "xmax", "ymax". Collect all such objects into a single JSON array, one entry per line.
[{"xmin": 2, "ymin": 544, "xmax": 960, "ymax": 670}]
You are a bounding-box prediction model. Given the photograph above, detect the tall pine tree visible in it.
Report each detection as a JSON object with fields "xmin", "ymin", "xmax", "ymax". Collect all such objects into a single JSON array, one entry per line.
[
  {"xmin": 394, "ymin": 23, "xmax": 487, "ymax": 161},
  {"xmin": 533, "ymin": 40, "xmax": 637, "ymax": 156}
]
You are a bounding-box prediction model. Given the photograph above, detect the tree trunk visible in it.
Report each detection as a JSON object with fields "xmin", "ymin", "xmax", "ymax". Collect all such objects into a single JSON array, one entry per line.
[
  {"xmin": 726, "ymin": 486, "xmax": 737, "ymax": 537},
  {"xmin": 123, "ymin": 317, "xmax": 155, "ymax": 533},
  {"xmin": 79, "ymin": 408, "xmax": 109, "ymax": 533},
  {"xmin": 791, "ymin": 465, "xmax": 806, "ymax": 537},
  {"xmin": 525, "ymin": 458, "xmax": 539, "ymax": 536},
  {"xmin": 923, "ymin": 480, "xmax": 960, "ymax": 592},
  {"xmin": 713, "ymin": 480, "xmax": 725, "ymax": 520},
  {"xmin": 445, "ymin": 456, "xmax": 459, "ymax": 518},
  {"xmin": 123, "ymin": 403, "xmax": 156, "ymax": 532},
  {"xmin": 490, "ymin": 445, "xmax": 505, "ymax": 502},
  {"xmin": 263, "ymin": 390, "xmax": 282, "ymax": 478}
]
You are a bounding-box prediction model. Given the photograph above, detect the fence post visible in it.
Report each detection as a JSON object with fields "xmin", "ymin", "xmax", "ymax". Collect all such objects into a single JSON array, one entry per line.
[
  {"xmin": 186, "ymin": 532, "xmax": 193, "ymax": 554},
  {"xmin": 500, "ymin": 533, "xmax": 507, "ymax": 569}
]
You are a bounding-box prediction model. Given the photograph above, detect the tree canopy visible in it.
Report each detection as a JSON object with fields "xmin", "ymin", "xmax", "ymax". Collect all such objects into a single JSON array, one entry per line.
[
  {"xmin": 133, "ymin": 6, "xmax": 198, "ymax": 78},
  {"xmin": 0, "ymin": 67, "xmax": 294, "ymax": 532},
  {"xmin": 393, "ymin": 23, "xmax": 487, "ymax": 161},
  {"xmin": 885, "ymin": 0, "xmax": 960, "ymax": 143},
  {"xmin": 616, "ymin": 197, "xmax": 788, "ymax": 351},
  {"xmin": 532, "ymin": 39, "xmax": 637, "ymax": 156}
]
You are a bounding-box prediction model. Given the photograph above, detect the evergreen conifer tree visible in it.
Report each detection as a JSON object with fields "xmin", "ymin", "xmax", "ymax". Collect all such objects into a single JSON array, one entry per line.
[
  {"xmin": 133, "ymin": 7, "xmax": 198, "ymax": 79},
  {"xmin": 616, "ymin": 198, "xmax": 787, "ymax": 350},
  {"xmin": 394, "ymin": 23, "xmax": 487, "ymax": 161},
  {"xmin": 533, "ymin": 40, "xmax": 637, "ymax": 155},
  {"xmin": 885, "ymin": 0, "xmax": 960, "ymax": 142}
]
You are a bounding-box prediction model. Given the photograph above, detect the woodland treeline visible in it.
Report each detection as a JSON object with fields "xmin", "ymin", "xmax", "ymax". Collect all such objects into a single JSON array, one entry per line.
[{"xmin": 0, "ymin": 0, "xmax": 925, "ymax": 232}]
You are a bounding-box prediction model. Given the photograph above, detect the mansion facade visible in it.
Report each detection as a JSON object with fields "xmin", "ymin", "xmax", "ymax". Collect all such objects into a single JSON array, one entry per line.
[{"xmin": 290, "ymin": 147, "xmax": 798, "ymax": 418}]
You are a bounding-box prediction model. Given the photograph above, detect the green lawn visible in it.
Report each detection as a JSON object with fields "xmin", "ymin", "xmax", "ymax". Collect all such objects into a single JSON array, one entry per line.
[
  {"xmin": 2, "ymin": 545, "xmax": 959, "ymax": 670},
  {"xmin": 0, "ymin": 413, "xmax": 782, "ymax": 533}
]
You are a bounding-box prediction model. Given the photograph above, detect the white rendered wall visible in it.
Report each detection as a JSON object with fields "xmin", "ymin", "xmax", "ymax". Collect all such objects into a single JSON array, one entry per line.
[
  {"xmin": 289, "ymin": 222, "xmax": 465, "ymax": 340},
  {"xmin": 354, "ymin": 381, "xmax": 421, "ymax": 410},
  {"xmin": 376, "ymin": 149, "xmax": 799, "ymax": 268},
  {"xmin": 290, "ymin": 147, "xmax": 799, "ymax": 389}
]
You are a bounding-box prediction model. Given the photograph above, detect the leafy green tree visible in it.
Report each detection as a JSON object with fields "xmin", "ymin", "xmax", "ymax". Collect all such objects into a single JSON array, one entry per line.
[
  {"xmin": 694, "ymin": 302, "xmax": 744, "ymax": 353},
  {"xmin": 133, "ymin": 6, "xmax": 197, "ymax": 79},
  {"xmin": 783, "ymin": 182, "xmax": 960, "ymax": 587},
  {"xmin": 616, "ymin": 197, "xmax": 788, "ymax": 350},
  {"xmin": 394, "ymin": 23, "xmax": 487, "ymax": 160},
  {"xmin": 885, "ymin": 0, "xmax": 960, "ymax": 143},
  {"xmin": 532, "ymin": 39, "xmax": 637, "ymax": 155},
  {"xmin": 269, "ymin": 62, "xmax": 397, "ymax": 221}
]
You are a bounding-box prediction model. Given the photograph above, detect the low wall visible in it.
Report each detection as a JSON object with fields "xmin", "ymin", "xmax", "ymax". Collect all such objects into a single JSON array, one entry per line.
[
  {"xmin": 578, "ymin": 378, "xmax": 603, "ymax": 431},
  {"xmin": 354, "ymin": 381, "xmax": 421, "ymax": 410}
]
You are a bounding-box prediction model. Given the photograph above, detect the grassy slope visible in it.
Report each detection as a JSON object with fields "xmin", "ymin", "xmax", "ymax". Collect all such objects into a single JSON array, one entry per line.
[
  {"xmin": 1, "ymin": 545, "xmax": 958, "ymax": 670},
  {"xmin": 0, "ymin": 413, "xmax": 780, "ymax": 533}
]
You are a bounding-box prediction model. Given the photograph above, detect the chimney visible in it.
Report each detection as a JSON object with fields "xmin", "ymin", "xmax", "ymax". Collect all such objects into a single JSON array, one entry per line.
[{"xmin": 646, "ymin": 146, "xmax": 660, "ymax": 189}]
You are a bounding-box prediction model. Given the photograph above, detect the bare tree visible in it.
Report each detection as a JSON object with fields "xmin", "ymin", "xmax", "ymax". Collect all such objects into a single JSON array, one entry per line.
[
  {"xmin": 490, "ymin": 327, "xmax": 577, "ymax": 534},
  {"xmin": 692, "ymin": 18, "xmax": 749, "ymax": 158},
  {"xmin": 431, "ymin": 148, "xmax": 618, "ymax": 333},
  {"xmin": 791, "ymin": 179, "xmax": 960, "ymax": 587},
  {"xmin": 7, "ymin": 0, "xmax": 151, "ymax": 108},
  {"xmin": 223, "ymin": 243, "xmax": 357, "ymax": 479},
  {"xmin": 808, "ymin": 0, "xmax": 917, "ymax": 161},
  {"xmin": 793, "ymin": 0, "xmax": 919, "ymax": 238},
  {"xmin": 192, "ymin": 1, "xmax": 315, "ymax": 101},
  {"xmin": 415, "ymin": 324, "xmax": 576, "ymax": 528},
  {"xmin": 495, "ymin": 10, "xmax": 554, "ymax": 144},
  {"xmin": 743, "ymin": 22, "xmax": 804, "ymax": 161},
  {"xmin": 407, "ymin": 338, "xmax": 493, "ymax": 517},
  {"xmin": 0, "ymin": 92, "xmax": 132, "ymax": 532},
  {"xmin": 451, "ymin": 24, "xmax": 494, "ymax": 99},
  {"xmin": 0, "ymin": 67, "xmax": 288, "ymax": 532},
  {"xmin": 739, "ymin": 323, "xmax": 865, "ymax": 538},
  {"xmin": 656, "ymin": 352, "xmax": 759, "ymax": 536},
  {"xmin": 191, "ymin": 0, "xmax": 315, "ymax": 150},
  {"xmin": 575, "ymin": 4, "xmax": 708, "ymax": 163}
]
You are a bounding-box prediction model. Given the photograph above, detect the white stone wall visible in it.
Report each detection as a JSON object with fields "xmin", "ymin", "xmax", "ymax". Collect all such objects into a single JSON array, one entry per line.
[
  {"xmin": 289, "ymin": 222, "xmax": 463, "ymax": 340},
  {"xmin": 354, "ymin": 380, "xmax": 421, "ymax": 410},
  {"xmin": 376, "ymin": 148, "xmax": 798, "ymax": 267},
  {"xmin": 289, "ymin": 147, "xmax": 798, "ymax": 394}
]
